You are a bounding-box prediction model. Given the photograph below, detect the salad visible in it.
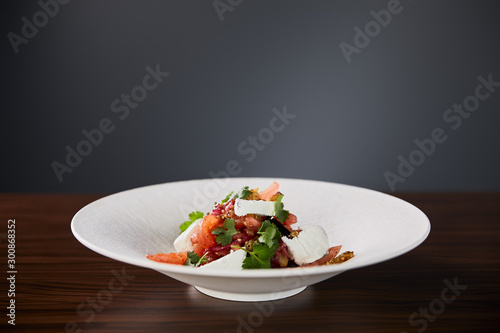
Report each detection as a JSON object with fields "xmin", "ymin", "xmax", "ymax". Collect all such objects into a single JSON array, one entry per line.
[{"xmin": 147, "ymin": 181, "xmax": 353, "ymax": 269}]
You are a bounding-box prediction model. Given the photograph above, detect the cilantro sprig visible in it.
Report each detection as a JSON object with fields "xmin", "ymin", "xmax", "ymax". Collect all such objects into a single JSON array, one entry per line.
[
  {"xmin": 219, "ymin": 186, "xmax": 251, "ymax": 205},
  {"xmin": 233, "ymin": 220, "xmax": 282, "ymax": 269},
  {"xmin": 274, "ymin": 195, "xmax": 289, "ymax": 223},
  {"xmin": 240, "ymin": 243, "xmax": 278, "ymax": 269},
  {"xmin": 257, "ymin": 220, "xmax": 282, "ymax": 248},
  {"xmin": 212, "ymin": 218, "xmax": 238, "ymax": 246},
  {"xmin": 179, "ymin": 211, "xmax": 204, "ymax": 234},
  {"xmin": 184, "ymin": 251, "xmax": 208, "ymax": 267},
  {"xmin": 220, "ymin": 191, "xmax": 233, "ymax": 204},
  {"xmin": 232, "ymin": 186, "xmax": 251, "ymax": 200}
]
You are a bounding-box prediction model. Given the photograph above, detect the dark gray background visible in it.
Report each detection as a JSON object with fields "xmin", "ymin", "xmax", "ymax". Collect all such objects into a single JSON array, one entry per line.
[{"xmin": 2, "ymin": 0, "xmax": 499, "ymax": 193}]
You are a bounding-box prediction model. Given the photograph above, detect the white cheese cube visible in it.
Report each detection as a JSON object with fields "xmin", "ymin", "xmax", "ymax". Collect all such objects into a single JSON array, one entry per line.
[
  {"xmin": 198, "ymin": 249, "xmax": 247, "ymax": 270},
  {"xmin": 234, "ymin": 199, "xmax": 275, "ymax": 217},
  {"xmin": 173, "ymin": 218, "xmax": 202, "ymax": 252},
  {"xmin": 281, "ymin": 225, "xmax": 329, "ymax": 265}
]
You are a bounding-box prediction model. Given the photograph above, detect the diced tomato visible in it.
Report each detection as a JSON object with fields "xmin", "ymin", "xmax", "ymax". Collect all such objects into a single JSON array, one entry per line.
[
  {"xmin": 146, "ymin": 251, "xmax": 187, "ymax": 265},
  {"xmin": 283, "ymin": 213, "xmax": 297, "ymax": 226},
  {"xmin": 232, "ymin": 232, "xmax": 246, "ymax": 241},
  {"xmin": 192, "ymin": 243, "xmax": 205, "ymax": 257},
  {"xmin": 190, "ymin": 214, "xmax": 223, "ymax": 250},
  {"xmin": 243, "ymin": 215, "xmax": 262, "ymax": 235},
  {"xmin": 282, "ymin": 213, "xmax": 298, "ymax": 231},
  {"xmin": 234, "ymin": 219, "xmax": 245, "ymax": 230}
]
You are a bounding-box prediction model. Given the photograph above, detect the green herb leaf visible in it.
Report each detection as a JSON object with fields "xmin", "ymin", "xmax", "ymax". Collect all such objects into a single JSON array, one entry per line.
[
  {"xmin": 257, "ymin": 220, "xmax": 282, "ymax": 248},
  {"xmin": 212, "ymin": 218, "xmax": 238, "ymax": 246},
  {"xmin": 232, "ymin": 186, "xmax": 251, "ymax": 200},
  {"xmin": 274, "ymin": 195, "xmax": 289, "ymax": 223},
  {"xmin": 184, "ymin": 251, "xmax": 200, "ymax": 266},
  {"xmin": 179, "ymin": 211, "xmax": 204, "ymax": 234},
  {"xmin": 184, "ymin": 251, "xmax": 208, "ymax": 267},
  {"xmin": 232, "ymin": 222, "xmax": 280, "ymax": 269},
  {"xmin": 241, "ymin": 243, "xmax": 279, "ymax": 269},
  {"xmin": 221, "ymin": 191, "xmax": 234, "ymax": 204}
]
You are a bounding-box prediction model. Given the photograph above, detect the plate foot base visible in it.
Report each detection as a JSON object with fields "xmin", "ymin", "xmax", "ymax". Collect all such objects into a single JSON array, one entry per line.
[{"xmin": 194, "ymin": 286, "xmax": 307, "ymax": 302}]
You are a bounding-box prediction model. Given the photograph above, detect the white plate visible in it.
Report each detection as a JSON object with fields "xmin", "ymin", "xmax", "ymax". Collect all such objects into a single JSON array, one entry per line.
[{"xmin": 71, "ymin": 178, "xmax": 430, "ymax": 302}]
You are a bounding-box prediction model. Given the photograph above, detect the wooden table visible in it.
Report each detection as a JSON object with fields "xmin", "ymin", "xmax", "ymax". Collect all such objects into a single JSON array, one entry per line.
[{"xmin": 0, "ymin": 193, "xmax": 498, "ymax": 333}]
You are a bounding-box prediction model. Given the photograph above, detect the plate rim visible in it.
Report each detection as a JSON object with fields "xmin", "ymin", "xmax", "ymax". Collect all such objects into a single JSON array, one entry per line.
[{"xmin": 71, "ymin": 177, "xmax": 431, "ymax": 278}]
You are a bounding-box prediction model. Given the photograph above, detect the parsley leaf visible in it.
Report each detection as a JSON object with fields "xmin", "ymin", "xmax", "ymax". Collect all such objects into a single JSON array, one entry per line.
[
  {"xmin": 274, "ymin": 195, "xmax": 289, "ymax": 223},
  {"xmin": 184, "ymin": 251, "xmax": 200, "ymax": 266},
  {"xmin": 232, "ymin": 186, "xmax": 251, "ymax": 200},
  {"xmin": 232, "ymin": 220, "xmax": 281, "ymax": 269},
  {"xmin": 212, "ymin": 218, "xmax": 238, "ymax": 245},
  {"xmin": 179, "ymin": 211, "xmax": 204, "ymax": 234},
  {"xmin": 257, "ymin": 220, "xmax": 282, "ymax": 248},
  {"xmin": 240, "ymin": 243, "xmax": 279, "ymax": 269},
  {"xmin": 184, "ymin": 251, "xmax": 208, "ymax": 267},
  {"xmin": 221, "ymin": 191, "xmax": 234, "ymax": 204}
]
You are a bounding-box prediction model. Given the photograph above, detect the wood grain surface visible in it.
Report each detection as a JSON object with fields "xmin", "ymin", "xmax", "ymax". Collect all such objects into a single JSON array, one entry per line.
[{"xmin": 0, "ymin": 192, "xmax": 499, "ymax": 333}]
